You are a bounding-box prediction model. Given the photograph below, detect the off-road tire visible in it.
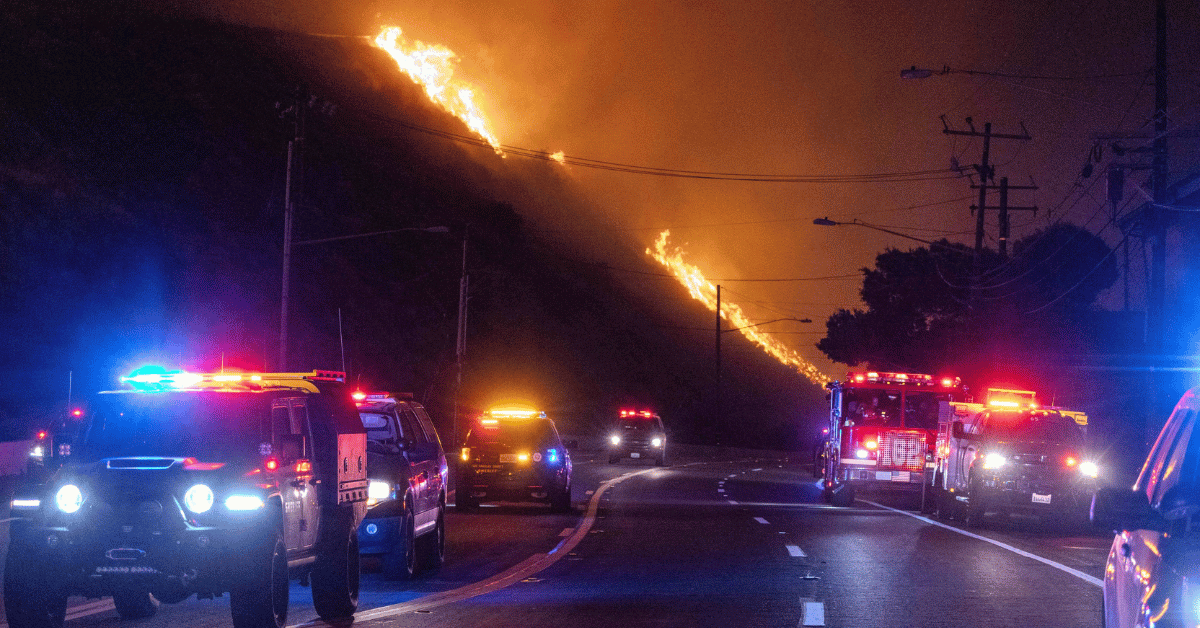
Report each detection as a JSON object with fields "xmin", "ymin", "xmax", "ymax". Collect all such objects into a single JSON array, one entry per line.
[
  {"xmin": 4, "ymin": 536, "xmax": 67, "ymax": 628},
  {"xmin": 113, "ymin": 589, "xmax": 158, "ymax": 620},
  {"xmin": 420, "ymin": 503, "xmax": 446, "ymax": 571},
  {"xmin": 382, "ymin": 506, "xmax": 417, "ymax": 580},
  {"xmin": 312, "ymin": 512, "xmax": 361, "ymax": 620},
  {"xmin": 550, "ymin": 483, "xmax": 571, "ymax": 513},
  {"xmin": 230, "ymin": 531, "xmax": 288, "ymax": 628}
]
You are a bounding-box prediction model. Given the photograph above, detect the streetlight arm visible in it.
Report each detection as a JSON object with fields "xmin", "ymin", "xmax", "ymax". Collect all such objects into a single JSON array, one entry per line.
[
  {"xmin": 293, "ymin": 226, "xmax": 450, "ymax": 246},
  {"xmin": 725, "ymin": 317, "xmax": 813, "ymax": 332}
]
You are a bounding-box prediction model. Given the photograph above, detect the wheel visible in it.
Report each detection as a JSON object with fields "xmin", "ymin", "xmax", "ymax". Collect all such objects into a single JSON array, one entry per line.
[
  {"xmin": 4, "ymin": 536, "xmax": 67, "ymax": 628},
  {"xmin": 113, "ymin": 589, "xmax": 158, "ymax": 620},
  {"xmin": 230, "ymin": 531, "xmax": 288, "ymax": 628},
  {"xmin": 382, "ymin": 505, "xmax": 417, "ymax": 580},
  {"xmin": 419, "ymin": 503, "xmax": 446, "ymax": 571},
  {"xmin": 964, "ymin": 485, "xmax": 986, "ymax": 528},
  {"xmin": 550, "ymin": 482, "xmax": 571, "ymax": 513},
  {"xmin": 311, "ymin": 511, "xmax": 360, "ymax": 620},
  {"xmin": 830, "ymin": 483, "xmax": 855, "ymax": 507}
]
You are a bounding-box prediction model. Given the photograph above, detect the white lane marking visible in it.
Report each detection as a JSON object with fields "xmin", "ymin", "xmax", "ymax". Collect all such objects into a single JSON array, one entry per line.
[
  {"xmin": 585, "ymin": 490, "xmax": 595, "ymax": 496},
  {"xmin": 303, "ymin": 467, "xmax": 663, "ymax": 625},
  {"xmin": 862, "ymin": 500, "xmax": 1103, "ymax": 588},
  {"xmin": 559, "ymin": 528, "xmax": 574, "ymax": 537},
  {"xmin": 801, "ymin": 599, "xmax": 826, "ymax": 626},
  {"xmin": 752, "ymin": 468, "xmax": 763, "ymax": 472},
  {"xmin": 727, "ymin": 500, "xmax": 739, "ymax": 505},
  {"xmin": 754, "ymin": 516, "xmax": 769, "ymax": 525},
  {"xmin": 717, "ymin": 489, "xmax": 725, "ymax": 493},
  {"xmin": 786, "ymin": 544, "xmax": 807, "ymax": 557}
]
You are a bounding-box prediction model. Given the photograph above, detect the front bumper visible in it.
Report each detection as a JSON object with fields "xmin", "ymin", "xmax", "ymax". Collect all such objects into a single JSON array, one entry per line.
[
  {"xmin": 840, "ymin": 465, "xmax": 925, "ymax": 488},
  {"xmin": 357, "ymin": 500, "xmax": 404, "ymax": 555},
  {"xmin": 11, "ymin": 519, "xmax": 263, "ymax": 598}
]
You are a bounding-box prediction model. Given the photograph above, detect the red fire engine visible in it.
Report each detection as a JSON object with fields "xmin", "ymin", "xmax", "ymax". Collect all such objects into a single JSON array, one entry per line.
[{"xmin": 821, "ymin": 371, "xmax": 968, "ymax": 506}]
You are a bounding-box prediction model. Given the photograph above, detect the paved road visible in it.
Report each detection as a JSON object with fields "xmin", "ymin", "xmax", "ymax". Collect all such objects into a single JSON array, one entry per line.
[{"xmin": 2, "ymin": 451, "xmax": 1109, "ymax": 627}]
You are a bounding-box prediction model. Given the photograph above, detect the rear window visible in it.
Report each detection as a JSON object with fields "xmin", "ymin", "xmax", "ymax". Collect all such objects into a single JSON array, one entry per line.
[
  {"xmin": 359, "ymin": 411, "xmax": 394, "ymax": 442},
  {"xmin": 466, "ymin": 419, "xmax": 555, "ymax": 448}
]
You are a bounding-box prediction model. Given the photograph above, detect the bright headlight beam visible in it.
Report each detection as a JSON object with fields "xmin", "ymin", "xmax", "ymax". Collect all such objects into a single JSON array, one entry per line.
[
  {"xmin": 982, "ymin": 453, "xmax": 1007, "ymax": 470},
  {"xmin": 55, "ymin": 484, "xmax": 83, "ymax": 513},
  {"xmin": 368, "ymin": 480, "xmax": 392, "ymax": 501},
  {"xmin": 225, "ymin": 495, "xmax": 265, "ymax": 511},
  {"xmin": 184, "ymin": 484, "xmax": 214, "ymax": 513},
  {"xmin": 1079, "ymin": 461, "xmax": 1099, "ymax": 478}
]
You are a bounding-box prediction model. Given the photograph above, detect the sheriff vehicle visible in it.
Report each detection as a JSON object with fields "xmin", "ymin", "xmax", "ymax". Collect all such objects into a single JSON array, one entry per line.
[
  {"xmin": 6, "ymin": 369, "xmax": 368, "ymax": 628},
  {"xmin": 458, "ymin": 407, "xmax": 572, "ymax": 512},
  {"xmin": 353, "ymin": 392, "xmax": 447, "ymax": 580},
  {"xmin": 607, "ymin": 409, "xmax": 667, "ymax": 466}
]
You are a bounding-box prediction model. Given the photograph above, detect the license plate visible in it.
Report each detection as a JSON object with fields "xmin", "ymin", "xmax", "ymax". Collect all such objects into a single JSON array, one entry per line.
[
  {"xmin": 1032, "ymin": 493, "xmax": 1052, "ymax": 504},
  {"xmin": 630, "ymin": 453, "xmax": 641, "ymax": 459},
  {"xmin": 499, "ymin": 454, "xmax": 518, "ymax": 463}
]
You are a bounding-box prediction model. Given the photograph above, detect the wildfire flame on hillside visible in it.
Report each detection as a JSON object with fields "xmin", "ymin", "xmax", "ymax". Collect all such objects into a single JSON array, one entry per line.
[
  {"xmin": 373, "ymin": 27, "xmax": 503, "ymax": 154},
  {"xmin": 550, "ymin": 151, "xmax": 566, "ymax": 165},
  {"xmin": 648, "ymin": 231, "xmax": 831, "ymax": 387}
]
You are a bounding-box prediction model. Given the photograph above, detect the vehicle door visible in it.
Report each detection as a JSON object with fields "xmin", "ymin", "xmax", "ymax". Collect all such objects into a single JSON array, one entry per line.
[
  {"xmin": 411, "ymin": 404, "xmax": 446, "ymax": 506},
  {"xmin": 1113, "ymin": 404, "xmax": 1195, "ymax": 628},
  {"xmin": 396, "ymin": 405, "xmax": 434, "ymax": 524},
  {"xmin": 271, "ymin": 396, "xmax": 319, "ymax": 552}
]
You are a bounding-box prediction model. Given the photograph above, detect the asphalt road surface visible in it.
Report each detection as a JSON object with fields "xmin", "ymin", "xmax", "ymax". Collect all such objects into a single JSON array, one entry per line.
[{"xmin": 1, "ymin": 450, "xmax": 1109, "ymax": 627}]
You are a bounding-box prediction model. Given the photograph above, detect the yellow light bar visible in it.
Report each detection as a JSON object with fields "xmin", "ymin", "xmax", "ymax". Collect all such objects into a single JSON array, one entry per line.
[{"xmin": 989, "ymin": 400, "xmax": 1020, "ymax": 408}]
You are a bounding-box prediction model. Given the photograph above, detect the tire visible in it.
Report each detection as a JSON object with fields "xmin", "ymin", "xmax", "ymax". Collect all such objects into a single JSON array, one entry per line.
[
  {"xmin": 113, "ymin": 589, "xmax": 158, "ymax": 620},
  {"xmin": 4, "ymin": 537, "xmax": 67, "ymax": 628},
  {"xmin": 830, "ymin": 483, "xmax": 855, "ymax": 507},
  {"xmin": 420, "ymin": 503, "xmax": 446, "ymax": 571},
  {"xmin": 936, "ymin": 487, "xmax": 955, "ymax": 521},
  {"xmin": 550, "ymin": 483, "xmax": 571, "ymax": 513},
  {"xmin": 964, "ymin": 485, "xmax": 986, "ymax": 528},
  {"xmin": 311, "ymin": 512, "xmax": 361, "ymax": 620},
  {"xmin": 381, "ymin": 505, "xmax": 417, "ymax": 580},
  {"xmin": 920, "ymin": 474, "xmax": 939, "ymax": 515},
  {"xmin": 230, "ymin": 532, "xmax": 288, "ymax": 628}
]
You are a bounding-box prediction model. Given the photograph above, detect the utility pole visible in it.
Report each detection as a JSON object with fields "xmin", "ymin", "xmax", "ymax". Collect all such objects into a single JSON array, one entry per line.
[
  {"xmin": 973, "ymin": 177, "xmax": 1038, "ymax": 259},
  {"xmin": 278, "ymin": 88, "xmax": 306, "ymax": 371},
  {"xmin": 715, "ymin": 285, "xmax": 722, "ymax": 428},
  {"xmin": 942, "ymin": 118, "xmax": 1032, "ymax": 255},
  {"xmin": 454, "ymin": 228, "xmax": 469, "ymax": 449}
]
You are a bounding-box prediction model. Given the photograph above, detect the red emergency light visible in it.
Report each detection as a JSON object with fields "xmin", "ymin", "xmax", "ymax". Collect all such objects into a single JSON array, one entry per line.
[
  {"xmin": 36, "ymin": 431, "xmax": 47, "ymax": 440},
  {"xmin": 845, "ymin": 372, "xmax": 951, "ymax": 387},
  {"xmin": 71, "ymin": 409, "xmax": 83, "ymax": 417},
  {"xmin": 619, "ymin": 409, "xmax": 657, "ymax": 418}
]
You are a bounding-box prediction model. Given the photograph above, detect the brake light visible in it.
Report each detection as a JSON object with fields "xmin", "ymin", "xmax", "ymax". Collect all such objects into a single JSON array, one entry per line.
[{"xmin": 264, "ymin": 458, "xmax": 279, "ymax": 471}]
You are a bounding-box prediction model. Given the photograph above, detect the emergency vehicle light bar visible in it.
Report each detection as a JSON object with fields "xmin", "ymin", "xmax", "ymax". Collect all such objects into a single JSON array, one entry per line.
[
  {"xmin": 123, "ymin": 370, "xmax": 346, "ymax": 390},
  {"xmin": 619, "ymin": 410, "xmax": 658, "ymax": 418},
  {"xmin": 846, "ymin": 372, "xmax": 960, "ymax": 387}
]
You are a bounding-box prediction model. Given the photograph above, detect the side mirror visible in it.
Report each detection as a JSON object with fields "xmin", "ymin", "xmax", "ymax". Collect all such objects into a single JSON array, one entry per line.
[{"xmin": 1091, "ymin": 487, "xmax": 1168, "ymax": 532}]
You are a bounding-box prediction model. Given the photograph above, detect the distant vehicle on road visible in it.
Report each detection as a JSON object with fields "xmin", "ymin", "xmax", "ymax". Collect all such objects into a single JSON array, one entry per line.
[
  {"xmin": 353, "ymin": 392, "xmax": 447, "ymax": 580},
  {"xmin": 930, "ymin": 391, "xmax": 1098, "ymax": 527},
  {"xmin": 457, "ymin": 407, "xmax": 572, "ymax": 512},
  {"xmin": 607, "ymin": 409, "xmax": 667, "ymax": 466},
  {"xmin": 822, "ymin": 372, "xmax": 968, "ymax": 506},
  {"xmin": 5, "ymin": 369, "xmax": 367, "ymax": 628},
  {"xmin": 1093, "ymin": 387, "xmax": 1200, "ymax": 628}
]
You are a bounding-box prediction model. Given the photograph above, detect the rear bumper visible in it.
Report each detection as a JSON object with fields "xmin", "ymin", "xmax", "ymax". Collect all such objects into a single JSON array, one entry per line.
[
  {"xmin": 460, "ymin": 465, "xmax": 567, "ymax": 503},
  {"xmin": 841, "ymin": 466, "xmax": 925, "ymax": 488}
]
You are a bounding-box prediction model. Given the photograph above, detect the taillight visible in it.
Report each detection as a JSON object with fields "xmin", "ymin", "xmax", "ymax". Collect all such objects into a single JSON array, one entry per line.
[
  {"xmin": 461, "ymin": 447, "xmax": 470, "ymax": 462},
  {"xmin": 1064, "ymin": 455, "xmax": 1078, "ymax": 468}
]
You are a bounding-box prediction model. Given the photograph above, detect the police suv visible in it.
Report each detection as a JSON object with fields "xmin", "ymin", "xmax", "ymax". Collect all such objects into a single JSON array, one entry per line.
[
  {"xmin": 353, "ymin": 392, "xmax": 448, "ymax": 580},
  {"xmin": 5, "ymin": 370, "xmax": 368, "ymax": 628}
]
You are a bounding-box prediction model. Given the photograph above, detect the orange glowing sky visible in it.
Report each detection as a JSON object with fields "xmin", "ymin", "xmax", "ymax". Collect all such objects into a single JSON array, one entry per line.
[{"xmin": 179, "ymin": 0, "xmax": 1198, "ymax": 380}]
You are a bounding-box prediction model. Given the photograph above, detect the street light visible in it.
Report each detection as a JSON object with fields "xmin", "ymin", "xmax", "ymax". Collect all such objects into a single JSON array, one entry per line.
[{"xmin": 812, "ymin": 217, "xmax": 936, "ymax": 246}]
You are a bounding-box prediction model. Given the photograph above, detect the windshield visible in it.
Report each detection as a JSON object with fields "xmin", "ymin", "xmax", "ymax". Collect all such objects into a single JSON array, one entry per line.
[
  {"xmin": 984, "ymin": 411, "xmax": 1085, "ymax": 445},
  {"xmin": 618, "ymin": 419, "xmax": 661, "ymax": 432},
  {"xmin": 465, "ymin": 420, "xmax": 555, "ymax": 449},
  {"xmin": 843, "ymin": 389, "xmax": 902, "ymax": 427},
  {"xmin": 82, "ymin": 392, "xmax": 268, "ymax": 461}
]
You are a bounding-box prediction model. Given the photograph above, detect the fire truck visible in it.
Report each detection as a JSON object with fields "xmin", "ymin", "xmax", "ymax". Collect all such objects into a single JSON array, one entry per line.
[{"xmin": 821, "ymin": 372, "xmax": 968, "ymax": 506}]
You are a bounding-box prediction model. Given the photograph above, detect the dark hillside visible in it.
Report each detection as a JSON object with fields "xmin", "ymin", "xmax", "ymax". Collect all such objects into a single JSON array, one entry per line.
[{"xmin": 0, "ymin": 1, "xmax": 825, "ymax": 448}]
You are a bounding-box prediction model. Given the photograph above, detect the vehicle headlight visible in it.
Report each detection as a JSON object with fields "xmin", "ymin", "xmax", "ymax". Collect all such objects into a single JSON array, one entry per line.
[
  {"xmin": 55, "ymin": 484, "xmax": 83, "ymax": 513},
  {"xmin": 610, "ymin": 435, "xmax": 621, "ymax": 446},
  {"xmin": 982, "ymin": 452, "xmax": 1007, "ymax": 470},
  {"xmin": 183, "ymin": 484, "xmax": 214, "ymax": 513},
  {"xmin": 225, "ymin": 494, "xmax": 265, "ymax": 511},
  {"xmin": 368, "ymin": 480, "xmax": 392, "ymax": 504},
  {"xmin": 855, "ymin": 448, "xmax": 870, "ymax": 459},
  {"xmin": 29, "ymin": 446, "xmax": 44, "ymax": 459},
  {"xmin": 652, "ymin": 437, "xmax": 663, "ymax": 447},
  {"xmin": 1079, "ymin": 461, "xmax": 1099, "ymax": 479}
]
